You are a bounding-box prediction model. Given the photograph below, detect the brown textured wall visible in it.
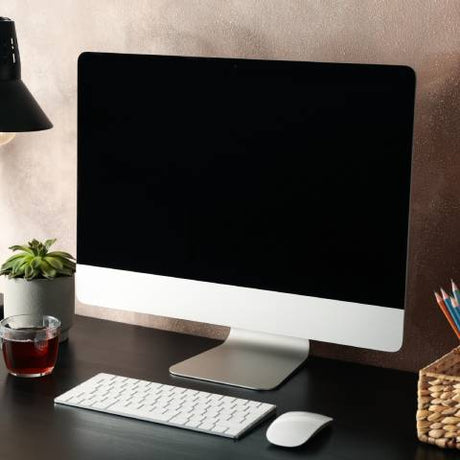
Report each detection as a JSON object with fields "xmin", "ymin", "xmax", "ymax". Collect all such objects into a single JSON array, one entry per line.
[{"xmin": 1, "ymin": 1, "xmax": 459, "ymax": 372}]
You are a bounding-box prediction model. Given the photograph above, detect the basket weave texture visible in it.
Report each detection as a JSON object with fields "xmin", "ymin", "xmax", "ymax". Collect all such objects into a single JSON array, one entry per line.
[{"xmin": 417, "ymin": 346, "xmax": 460, "ymax": 449}]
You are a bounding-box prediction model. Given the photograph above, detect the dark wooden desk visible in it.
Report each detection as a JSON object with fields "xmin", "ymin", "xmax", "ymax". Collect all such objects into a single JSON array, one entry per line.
[{"xmin": 0, "ymin": 316, "xmax": 456, "ymax": 460}]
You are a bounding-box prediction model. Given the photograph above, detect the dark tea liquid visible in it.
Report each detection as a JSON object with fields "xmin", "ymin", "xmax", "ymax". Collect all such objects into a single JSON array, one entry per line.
[{"xmin": 2, "ymin": 327, "xmax": 59, "ymax": 376}]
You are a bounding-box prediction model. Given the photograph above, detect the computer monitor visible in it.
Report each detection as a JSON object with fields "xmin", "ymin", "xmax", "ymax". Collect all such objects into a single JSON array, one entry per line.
[{"xmin": 77, "ymin": 52, "xmax": 415, "ymax": 390}]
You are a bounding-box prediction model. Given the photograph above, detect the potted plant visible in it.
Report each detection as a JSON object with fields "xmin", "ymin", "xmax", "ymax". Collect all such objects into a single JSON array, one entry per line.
[{"xmin": 0, "ymin": 239, "xmax": 76, "ymax": 341}]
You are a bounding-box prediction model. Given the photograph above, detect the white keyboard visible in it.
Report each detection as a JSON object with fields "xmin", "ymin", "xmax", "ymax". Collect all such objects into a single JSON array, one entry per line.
[{"xmin": 54, "ymin": 373, "xmax": 276, "ymax": 439}]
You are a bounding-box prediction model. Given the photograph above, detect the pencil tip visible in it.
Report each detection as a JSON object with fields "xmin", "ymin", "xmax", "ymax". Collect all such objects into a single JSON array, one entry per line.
[{"xmin": 441, "ymin": 288, "xmax": 449, "ymax": 297}]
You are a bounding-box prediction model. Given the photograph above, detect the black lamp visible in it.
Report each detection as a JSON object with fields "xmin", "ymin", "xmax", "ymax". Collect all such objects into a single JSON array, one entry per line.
[{"xmin": 0, "ymin": 17, "xmax": 52, "ymax": 145}]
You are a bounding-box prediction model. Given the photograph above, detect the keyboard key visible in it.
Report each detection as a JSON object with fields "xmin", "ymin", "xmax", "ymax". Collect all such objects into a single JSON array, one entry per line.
[
  {"xmin": 199, "ymin": 422, "xmax": 215, "ymax": 431},
  {"xmin": 220, "ymin": 418, "xmax": 242, "ymax": 428},
  {"xmin": 149, "ymin": 412, "xmax": 173, "ymax": 422},
  {"xmin": 212, "ymin": 425, "xmax": 228, "ymax": 434},
  {"xmin": 226, "ymin": 426, "xmax": 243, "ymax": 437},
  {"xmin": 186, "ymin": 420, "xmax": 201, "ymax": 428},
  {"xmin": 170, "ymin": 415, "xmax": 189, "ymax": 423}
]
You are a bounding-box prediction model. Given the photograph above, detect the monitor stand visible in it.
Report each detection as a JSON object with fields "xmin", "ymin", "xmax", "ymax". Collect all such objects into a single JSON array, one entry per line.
[{"xmin": 169, "ymin": 328, "xmax": 309, "ymax": 390}]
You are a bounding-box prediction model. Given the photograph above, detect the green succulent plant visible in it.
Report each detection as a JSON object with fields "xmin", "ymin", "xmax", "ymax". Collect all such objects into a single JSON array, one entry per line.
[{"xmin": 0, "ymin": 239, "xmax": 76, "ymax": 280}]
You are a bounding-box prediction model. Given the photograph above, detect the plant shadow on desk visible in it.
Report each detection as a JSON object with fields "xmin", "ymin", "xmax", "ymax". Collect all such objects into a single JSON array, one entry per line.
[{"xmin": 266, "ymin": 425, "xmax": 333, "ymax": 455}]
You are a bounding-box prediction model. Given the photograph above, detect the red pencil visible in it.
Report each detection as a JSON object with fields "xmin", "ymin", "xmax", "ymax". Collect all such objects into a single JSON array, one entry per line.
[{"xmin": 434, "ymin": 291, "xmax": 460, "ymax": 339}]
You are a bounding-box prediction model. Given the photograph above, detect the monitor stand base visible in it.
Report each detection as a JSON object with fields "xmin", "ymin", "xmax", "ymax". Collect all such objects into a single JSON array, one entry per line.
[{"xmin": 169, "ymin": 328, "xmax": 309, "ymax": 390}]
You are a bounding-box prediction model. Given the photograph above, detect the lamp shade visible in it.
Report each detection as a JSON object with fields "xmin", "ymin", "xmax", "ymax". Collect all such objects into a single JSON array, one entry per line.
[{"xmin": 0, "ymin": 17, "xmax": 52, "ymax": 132}]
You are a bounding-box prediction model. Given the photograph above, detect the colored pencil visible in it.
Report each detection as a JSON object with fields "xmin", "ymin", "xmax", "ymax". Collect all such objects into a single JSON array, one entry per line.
[
  {"xmin": 452, "ymin": 280, "xmax": 460, "ymax": 304},
  {"xmin": 450, "ymin": 296, "xmax": 460, "ymax": 327},
  {"xmin": 441, "ymin": 288, "xmax": 460, "ymax": 329},
  {"xmin": 434, "ymin": 291, "xmax": 460, "ymax": 339}
]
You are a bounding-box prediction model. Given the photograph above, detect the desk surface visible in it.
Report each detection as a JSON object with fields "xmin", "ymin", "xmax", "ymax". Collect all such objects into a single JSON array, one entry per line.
[{"xmin": 0, "ymin": 316, "xmax": 457, "ymax": 460}]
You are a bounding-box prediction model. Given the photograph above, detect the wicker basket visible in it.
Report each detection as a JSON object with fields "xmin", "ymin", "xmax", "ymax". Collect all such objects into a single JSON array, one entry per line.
[{"xmin": 417, "ymin": 346, "xmax": 460, "ymax": 449}]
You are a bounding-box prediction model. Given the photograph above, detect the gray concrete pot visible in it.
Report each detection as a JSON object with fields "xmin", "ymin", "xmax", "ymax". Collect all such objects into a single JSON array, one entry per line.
[{"xmin": 3, "ymin": 275, "xmax": 75, "ymax": 342}]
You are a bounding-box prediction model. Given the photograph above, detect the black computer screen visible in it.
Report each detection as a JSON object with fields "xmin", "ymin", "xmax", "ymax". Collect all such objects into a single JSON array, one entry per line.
[{"xmin": 78, "ymin": 53, "xmax": 415, "ymax": 309}]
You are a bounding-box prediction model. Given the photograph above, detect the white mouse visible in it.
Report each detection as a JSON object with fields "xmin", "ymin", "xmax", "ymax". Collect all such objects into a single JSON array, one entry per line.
[{"xmin": 266, "ymin": 411, "xmax": 333, "ymax": 448}]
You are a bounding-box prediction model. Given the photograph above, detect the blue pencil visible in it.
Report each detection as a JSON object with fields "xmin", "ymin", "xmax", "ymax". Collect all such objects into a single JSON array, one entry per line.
[
  {"xmin": 451, "ymin": 296, "xmax": 460, "ymax": 322},
  {"xmin": 441, "ymin": 288, "xmax": 460, "ymax": 329},
  {"xmin": 452, "ymin": 280, "xmax": 460, "ymax": 304}
]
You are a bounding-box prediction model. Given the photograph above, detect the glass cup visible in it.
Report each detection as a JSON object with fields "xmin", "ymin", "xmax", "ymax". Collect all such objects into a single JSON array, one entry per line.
[{"xmin": 0, "ymin": 314, "xmax": 61, "ymax": 377}]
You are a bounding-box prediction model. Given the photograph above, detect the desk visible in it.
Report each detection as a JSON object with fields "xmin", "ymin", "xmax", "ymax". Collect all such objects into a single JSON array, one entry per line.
[{"xmin": 0, "ymin": 316, "xmax": 457, "ymax": 460}]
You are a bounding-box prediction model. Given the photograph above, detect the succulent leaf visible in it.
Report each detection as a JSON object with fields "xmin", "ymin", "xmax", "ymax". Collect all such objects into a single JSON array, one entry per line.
[
  {"xmin": 31, "ymin": 257, "xmax": 42, "ymax": 269},
  {"xmin": 45, "ymin": 256, "xmax": 64, "ymax": 270},
  {"xmin": 24, "ymin": 264, "xmax": 33, "ymax": 280},
  {"xmin": 44, "ymin": 239, "xmax": 57, "ymax": 250},
  {"xmin": 46, "ymin": 251, "xmax": 76, "ymax": 260},
  {"xmin": 9, "ymin": 245, "xmax": 34, "ymax": 255}
]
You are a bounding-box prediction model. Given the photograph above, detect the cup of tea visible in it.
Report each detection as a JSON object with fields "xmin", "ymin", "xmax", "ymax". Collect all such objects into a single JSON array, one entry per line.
[{"xmin": 0, "ymin": 314, "xmax": 61, "ymax": 377}]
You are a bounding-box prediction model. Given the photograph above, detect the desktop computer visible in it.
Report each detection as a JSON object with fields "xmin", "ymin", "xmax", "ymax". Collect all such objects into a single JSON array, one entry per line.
[{"xmin": 76, "ymin": 53, "xmax": 415, "ymax": 390}]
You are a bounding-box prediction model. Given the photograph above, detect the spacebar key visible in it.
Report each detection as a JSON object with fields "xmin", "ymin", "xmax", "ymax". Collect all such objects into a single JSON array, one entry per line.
[
  {"xmin": 112, "ymin": 405, "xmax": 170, "ymax": 422},
  {"xmin": 149, "ymin": 411, "xmax": 177, "ymax": 422}
]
